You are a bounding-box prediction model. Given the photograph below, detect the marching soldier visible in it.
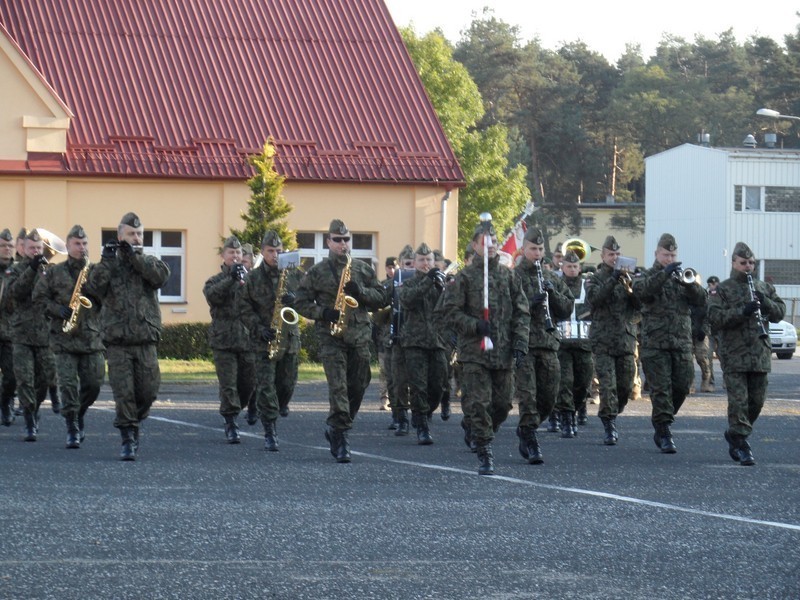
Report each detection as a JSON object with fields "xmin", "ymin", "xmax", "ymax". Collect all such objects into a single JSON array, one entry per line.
[
  {"xmin": 294, "ymin": 219, "xmax": 388, "ymax": 463},
  {"xmin": 514, "ymin": 228, "xmax": 573, "ymax": 464},
  {"xmin": 398, "ymin": 243, "xmax": 447, "ymax": 445},
  {"xmin": 372, "ymin": 256, "xmax": 397, "ymax": 412},
  {"xmin": 585, "ymin": 236, "xmax": 641, "ymax": 445},
  {"xmin": 388, "ymin": 245, "xmax": 414, "ymax": 434},
  {"xmin": 633, "ymin": 233, "xmax": 706, "ymax": 454},
  {"xmin": 84, "ymin": 212, "xmax": 171, "ymax": 460},
  {"xmin": 0, "ymin": 229, "xmax": 17, "ymax": 426},
  {"xmin": 432, "ymin": 248, "xmax": 452, "ymax": 420},
  {"xmin": 7, "ymin": 229, "xmax": 55, "ymax": 441},
  {"xmin": 441, "ymin": 218, "xmax": 529, "ymax": 475},
  {"xmin": 33, "ymin": 225, "xmax": 105, "ymax": 448},
  {"xmin": 554, "ymin": 250, "xmax": 593, "ymax": 438},
  {"xmin": 203, "ymin": 235, "xmax": 255, "ymax": 444},
  {"xmin": 707, "ymin": 242, "xmax": 785, "ymax": 466}
]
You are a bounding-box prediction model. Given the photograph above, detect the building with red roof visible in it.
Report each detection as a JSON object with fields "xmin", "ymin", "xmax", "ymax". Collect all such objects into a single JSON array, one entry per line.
[{"xmin": 0, "ymin": 0, "xmax": 463, "ymax": 322}]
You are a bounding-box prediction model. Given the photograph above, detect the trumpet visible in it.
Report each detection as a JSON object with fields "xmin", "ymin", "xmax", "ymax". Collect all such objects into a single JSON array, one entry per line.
[{"xmin": 672, "ymin": 266, "xmax": 697, "ymax": 285}]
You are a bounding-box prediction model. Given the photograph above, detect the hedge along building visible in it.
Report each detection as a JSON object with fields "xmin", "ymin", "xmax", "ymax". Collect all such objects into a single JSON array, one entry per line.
[{"xmin": 0, "ymin": 0, "xmax": 464, "ymax": 323}]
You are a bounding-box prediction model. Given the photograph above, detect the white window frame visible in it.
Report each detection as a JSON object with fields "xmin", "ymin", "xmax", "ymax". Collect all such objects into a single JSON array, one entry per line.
[
  {"xmin": 297, "ymin": 231, "xmax": 376, "ymax": 267},
  {"xmin": 741, "ymin": 185, "xmax": 764, "ymax": 212}
]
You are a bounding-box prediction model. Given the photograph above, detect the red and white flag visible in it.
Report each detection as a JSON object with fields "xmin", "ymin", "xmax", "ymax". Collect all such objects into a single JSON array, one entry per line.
[{"xmin": 501, "ymin": 219, "xmax": 527, "ymax": 255}]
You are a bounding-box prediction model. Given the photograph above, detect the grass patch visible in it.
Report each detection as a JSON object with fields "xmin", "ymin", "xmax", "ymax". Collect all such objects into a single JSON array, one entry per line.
[{"xmin": 159, "ymin": 358, "xmax": 331, "ymax": 383}]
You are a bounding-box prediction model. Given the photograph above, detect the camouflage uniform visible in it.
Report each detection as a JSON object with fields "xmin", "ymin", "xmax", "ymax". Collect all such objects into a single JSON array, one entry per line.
[
  {"xmin": 707, "ymin": 244, "xmax": 785, "ymax": 464},
  {"xmin": 33, "ymin": 245, "xmax": 105, "ymax": 444},
  {"xmin": 83, "ymin": 217, "xmax": 170, "ymax": 439},
  {"xmin": 0, "ymin": 250, "xmax": 16, "ymax": 424},
  {"xmin": 388, "ymin": 264, "xmax": 414, "ymax": 432},
  {"xmin": 690, "ymin": 302, "xmax": 713, "ymax": 392}
]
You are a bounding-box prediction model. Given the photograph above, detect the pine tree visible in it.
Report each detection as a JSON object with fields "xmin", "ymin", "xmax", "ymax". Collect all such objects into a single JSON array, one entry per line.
[{"xmin": 229, "ymin": 138, "xmax": 296, "ymax": 250}]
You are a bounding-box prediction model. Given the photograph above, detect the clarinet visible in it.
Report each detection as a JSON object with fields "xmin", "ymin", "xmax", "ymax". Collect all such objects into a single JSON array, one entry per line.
[
  {"xmin": 534, "ymin": 260, "xmax": 556, "ymax": 332},
  {"xmin": 746, "ymin": 273, "xmax": 769, "ymax": 339}
]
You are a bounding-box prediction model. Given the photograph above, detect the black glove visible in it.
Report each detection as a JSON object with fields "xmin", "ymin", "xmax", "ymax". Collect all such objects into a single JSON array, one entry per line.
[
  {"xmin": 58, "ymin": 305, "xmax": 72, "ymax": 320},
  {"xmin": 343, "ymin": 280, "xmax": 361, "ymax": 300},
  {"xmin": 542, "ymin": 279, "xmax": 554, "ymax": 291},
  {"xmin": 426, "ymin": 268, "xmax": 441, "ymax": 281},
  {"xmin": 612, "ymin": 269, "xmax": 622, "ymax": 280},
  {"xmin": 754, "ymin": 291, "xmax": 765, "ymax": 304},
  {"xmin": 697, "ymin": 332, "xmax": 706, "ymax": 342},
  {"xmin": 230, "ymin": 263, "xmax": 246, "ymax": 282},
  {"xmin": 322, "ymin": 307, "xmax": 341, "ymax": 323},
  {"xmin": 281, "ymin": 291, "xmax": 296, "ymax": 306},
  {"xmin": 118, "ymin": 240, "xmax": 135, "ymax": 257},
  {"xmin": 29, "ymin": 255, "xmax": 47, "ymax": 271},
  {"xmin": 513, "ymin": 349, "xmax": 526, "ymax": 369},
  {"xmin": 260, "ymin": 327, "xmax": 276, "ymax": 342},
  {"xmin": 664, "ymin": 261, "xmax": 683, "ymax": 276},
  {"xmin": 476, "ymin": 319, "xmax": 491, "ymax": 337},
  {"xmin": 742, "ymin": 300, "xmax": 760, "ymax": 316},
  {"xmin": 101, "ymin": 241, "xmax": 118, "ymax": 260},
  {"xmin": 531, "ymin": 293, "xmax": 547, "ymax": 306}
]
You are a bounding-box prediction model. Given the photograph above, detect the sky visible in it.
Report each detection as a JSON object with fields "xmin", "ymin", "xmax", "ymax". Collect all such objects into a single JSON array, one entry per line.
[{"xmin": 383, "ymin": 0, "xmax": 800, "ymax": 63}]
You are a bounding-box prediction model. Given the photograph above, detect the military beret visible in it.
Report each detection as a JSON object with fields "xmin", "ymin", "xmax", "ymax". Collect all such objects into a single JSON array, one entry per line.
[
  {"xmin": 328, "ymin": 219, "xmax": 349, "ymax": 235},
  {"xmin": 733, "ymin": 241, "xmax": 754, "ymax": 259},
  {"xmin": 472, "ymin": 221, "xmax": 496, "ymax": 240},
  {"xmin": 657, "ymin": 233, "xmax": 677, "ymax": 252},
  {"xmin": 67, "ymin": 224, "xmax": 87, "ymax": 240},
  {"xmin": 603, "ymin": 235, "xmax": 620, "ymax": 251},
  {"xmin": 222, "ymin": 235, "xmax": 241, "ymax": 250},
  {"xmin": 241, "ymin": 243, "xmax": 254, "ymax": 256},
  {"xmin": 261, "ymin": 230, "xmax": 282, "ymax": 248},
  {"xmin": 433, "ymin": 249, "xmax": 444, "ymax": 262},
  {"xmin": 385, "ymin": 256, "xmax": 397, "ymax": 267},
  {"xmin": 707, "ymin": 275, "xmax": 720, "ymax": 284},
  {"xmin": 523, "ymin": 228, "xmax": 544, "ymax": 245},
  {"xmin": 26, "ymin": 229, "xmax": 42, "ymax": 242},
  {"xmin": 119, "ymin": 212, "xmax": 142, "ymax": 228},
  {"xmin": 415, "ymin": 242, "xmax": 433, "ymax": 256},
  {"xmin": 542, "ymin": 256, "xmax": 553, "ymax": 266},
  {"xmin": 16, "ymin": 227, "xmax": 29, "ymax": 241},
  {"xmin": 0, "ymin": 228, "xmax": 13, "ymax": 242},
  {"xmin": 398, "ymin": 244, "xmax": 414, "ymax": 260},
  {"xmin": 563, "ymin": 250, "xmax": 580, "ymax": 264}
]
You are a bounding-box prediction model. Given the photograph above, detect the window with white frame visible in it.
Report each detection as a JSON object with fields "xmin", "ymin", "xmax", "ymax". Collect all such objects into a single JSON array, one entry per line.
[
  {"xmin": 101, "ymin": 229, "xmax": 185, "ymax": 302},
  {"xmin": 296, "ymin": 231, "xmax": 376, "ymax": 270},
  {"xmin": 736, "ymin": 185, "xmax": 800, "ymax": 212}
]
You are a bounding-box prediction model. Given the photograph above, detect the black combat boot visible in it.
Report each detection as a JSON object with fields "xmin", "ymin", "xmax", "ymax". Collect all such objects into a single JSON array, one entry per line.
[
  {"xmin": 1, "ymin": 395, "xmax": 13, "ymax": 426},
  {"xmin": 576, "ymin": 405, "xmax": 588, "ymax": 426},
  {"xmin": 737, "ymin": 437, "xmax": 755, "ymax": 466},
  {"xmin": 516, "ymin": 426, "xmax": 544, "ymax": 464},
  {"xmin": 560, "ymin": 411, "xmax": 575, "ymax": 439},
  {"xmin": 462, "ymin": 419, "xmax": 477, "ymax": 452},
  {"xmin": 245, "ymin": 401, "xmax": 258, "ymax": 426},
  {"xmin": 263, "ymin": 420, "xmax": 279, "ymax": 452},
  {"xmin": 415, "ymin": 412, "xmax": 433, "ymax": 445},
  {"xmin": 546, "ymin": 412, "xmax": 559, "ymax": 433},
  {"xmin": 440, "ymin": 394, "xmax": 451, "ymax": 421},
  {"xmin": 395, "ymin": 409, "xmax": 410, "ymax": 436},
  {"xmin": 601, "ymin": 417, "xmax": 618, "ymax": 446},
  {"xmin": 324, "ymin": 427, "xmax": 338, "ymax": 458},
  {"xmin": 119, "ymin": 427, "xmax": 136, "ymax": 461},
  {"xmin": 723, "ymin": 430, "xmax": 740, "ymax": 462},
  {"xmin": 279, "ymin": 401, "xmax": 290, "ymax": 418},
  {"xmin": 336, "ymin": 430, "xmax": 352, "ymax": 463},
  {"xmin": 65, "ymin": 417, "xmax": 81, "ymax": 449},
  {"xmin": 653, "ymin": 423, "xmax": 677, "ymax": 454},
  {"xmin": 224, "ymin": 415, "xmax": 241, "ymax": 444},
  {"xmin": 388, "ymin": 408, "xmax": 400, "ymax": 431},
  {"xmin": 476, "ymin": 442, "xmax": 495, "ymax": 475},
  {"xmin": 23, "ymin": 408, "xmax": 37, "ymax": 442},
  {"xmin": 49, "ymin": 385, "xmax": 61, "ymax": 414}
]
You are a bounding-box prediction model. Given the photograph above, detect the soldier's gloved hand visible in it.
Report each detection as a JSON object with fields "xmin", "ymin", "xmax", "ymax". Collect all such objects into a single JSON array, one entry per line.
[
  {"xmin": 261, "ymin": 327, "xmax": 277, "ymax": 342},
  {"xmin": 343, "ymin": 280, "xmax": 361, "ymax": 300},
  {"xmin": 230, "ymin": 263, "xmax": 246, "ymax": 282},
  {"xmin": 58, "ymin": 305, "xmax": 72, "ymax": 320},
  {"xmin": 697, "ymin": 331, "xmax": 706, "ymax": 342},
  {"xmin": 542, "ymin": 279, "xmax": 554, "ymax": 292},
  {"xmin": 612, "ymin": 269, "xmax": 622, "ymax": 280},
  {"xmin": 322, "ymin": 307, "xmax": 340, "ymax": 323},
  {"xmin": 475, "ymin": 319, "xmax": 491, "ymax": 337},
  {"xmin": 742, "ymin": 300, "xmax": 760, "ymax": 316},
  {"xmin": 664, "ymin": 261, "xmax": 682, "ymax": 276},
  {"xmin": 426, "ymin": 268, "xmax": 441, "ymax": 281},
  {"xmin": 281, "ymin": 291, "xmax": 296, "ymax": 306},
  {"xmin": 118, "ymin": 240, "xmax": 135, "ymax": 257},
  {"xmin": 754, "ymin": 290, "xmax": 765, "ymax": 304},
  {"xmin": 513, "ymin": 350, "xmax": 526, "ymax": 369},
  {"xmin": 29, "ymin": 254, "xmax": 47, "ymax": 271},
  {"xmin": 101, "ymin": 241, "xmax": 118, "ymax": 261},
  {"xmin": 531, "ymin": 292, "xmax": 547, "ymax": 305}
]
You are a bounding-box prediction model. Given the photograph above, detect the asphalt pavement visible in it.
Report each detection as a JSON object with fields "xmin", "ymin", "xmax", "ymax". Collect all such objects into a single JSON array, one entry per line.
[{"xmin": 2, "ymin": 358, "xmax": 799, "ymax": 599}]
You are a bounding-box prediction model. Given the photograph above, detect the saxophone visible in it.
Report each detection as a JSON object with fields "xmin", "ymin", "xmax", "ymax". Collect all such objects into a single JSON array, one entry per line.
[
  {"xmin": 330, "ymin": 254, "xmax": 359, "ymax": 338},
  {"xmin": 62, "ymin": 258, "xmax": 93, "ymax": 334},
  {"xmin": 267, "ymin": 267, "xmax": 300, "ymax": 360}
]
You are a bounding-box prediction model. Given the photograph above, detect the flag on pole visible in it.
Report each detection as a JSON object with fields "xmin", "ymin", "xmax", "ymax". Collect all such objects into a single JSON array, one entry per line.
[{"xmin": 501, "ymin": 219, "xmax": 527, "ymax": 255}]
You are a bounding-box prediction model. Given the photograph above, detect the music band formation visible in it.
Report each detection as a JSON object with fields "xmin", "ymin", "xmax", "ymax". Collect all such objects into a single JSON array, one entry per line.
[{"xmin": 0, "ymin": 212, "xmax": 785, "ymax": 474}]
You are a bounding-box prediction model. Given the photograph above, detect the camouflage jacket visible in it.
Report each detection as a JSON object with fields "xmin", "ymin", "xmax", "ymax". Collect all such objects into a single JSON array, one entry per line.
[
  {"xmin": 398, "ymin": 270, "xmax": 445, "ymax": 350},
  {"xmin": 558, "ymin": 274, "xmax": 592, "ymax": 352},
  {"xmin": 371, "ymin": 276, "xmax": 393, "ymax": 351},
  {"xmin": 295, "ymin": 252, "xmax": 388, "ymax": 348},
  {"xmin": 239, "ymin": 261, "xmax": 302, "ymax": 356},
  {"xmin": 0, "ymin": 259, "xmax": 15, "ymax": 343},
  {"xmin": 203, "ymin": 264, "xmax": 252, "ymax": 352},
  {"xmin": 633, "ymin": 261, "xmax": 707, "ymax": 352},
  {"xmin": 83, "ymin": 250, "xmax": 170, "ymax": 346},
  {"xmin": 33, "ymin": 257, "xmax": 104, "ymax": 354},
  {"xmin": 585, "ymin": 263, "xmax": 641, "ymax": 355},
  {"xmin": 515, "ymin": 259, "xmax": 573, "ymax": 351},
  {"xmin": 440, "ymin": 255, "xmax": 529, "ymax": 368},
  {"xmin": 7, "ymin": 258, "xmax": 50, "ymax": 347},
  {"xmin": 707, "ymin": 270, "xmax": 785, "ymax": 373}
]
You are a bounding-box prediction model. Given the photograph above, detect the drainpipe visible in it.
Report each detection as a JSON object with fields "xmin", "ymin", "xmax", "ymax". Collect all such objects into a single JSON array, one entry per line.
[{"xmin": 440, "ymin": 190, "xmax": 451, "ymax": 256}]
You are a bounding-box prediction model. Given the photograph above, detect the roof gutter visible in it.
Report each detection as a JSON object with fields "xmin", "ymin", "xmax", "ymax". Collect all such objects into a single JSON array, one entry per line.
[{"xmin": 439, "ymin": 190, "xmax": 451, "ymax": 257}]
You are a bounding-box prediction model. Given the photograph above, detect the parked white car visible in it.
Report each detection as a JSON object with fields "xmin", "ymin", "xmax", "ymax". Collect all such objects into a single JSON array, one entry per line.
[{"xmin": 769, "ymin": 320, "xmax": 797, "ymax": 360}]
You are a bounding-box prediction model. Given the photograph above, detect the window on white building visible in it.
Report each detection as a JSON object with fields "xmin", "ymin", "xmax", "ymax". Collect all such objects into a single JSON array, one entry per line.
[
  {"xmin": 736, "ymin": 185, "xmax": 800, "ymax": 212},
  {"xmin": 101, "ymin": 229, "xmax": 185, "ymax": 302},
  {"xmin": 296, "ymin": 231, "xmax": 376, "ymax": 270},
  {"xmin": 763, "ymin": 260, "xmax": 800, "ymax": 286},
  {"xmin": 580, "ymin": 216, "xmax": 596, "ymax": 228}
]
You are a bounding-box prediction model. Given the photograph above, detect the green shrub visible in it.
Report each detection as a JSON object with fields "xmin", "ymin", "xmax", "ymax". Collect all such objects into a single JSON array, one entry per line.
[{"xmin": 159, "ymin": 322, "xmax": 212, "ymax": 360}]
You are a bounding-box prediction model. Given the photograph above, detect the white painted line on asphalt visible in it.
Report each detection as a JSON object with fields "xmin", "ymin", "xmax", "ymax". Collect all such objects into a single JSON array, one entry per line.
[{"xmin": 137, "ymin": 411, "xmax": 800, "ymax": 533}]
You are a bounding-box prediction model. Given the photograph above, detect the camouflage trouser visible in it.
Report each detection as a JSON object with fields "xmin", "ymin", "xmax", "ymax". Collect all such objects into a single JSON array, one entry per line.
[
  {"xmin": 692, "ymin": 337, "xmax": 712, "ymax": 385},
  {"xmin": 555, "ymin": 346, "xmax": 593, "ymax": 412},
  {"xmin": 13, "ymin": 344, "xmax": 55, "ymax": 414},
  {"xmin": 55, "ymin": 351, "xmax": 105, "ymax": 419},
  {"xmin": 461, "ymin": 362, "xmax": 513, "ymax": 444},
  {"xmin": 389, "ymin": 344, "xmax": 410, "ymax": 410},
  {"xmin": 515, "ymin": 348, "xmax": 560, "ymax": 429},
  {"xmin": 377, "ymin": 349, "xmax": 390, "ymax": 403},
  {"xmin": 276, "ymin": 351, "xmax": 299, "ymax": 412},
  {"xmin": 724, "ymin": 371, "xmax": 768, "ymax": 437},
  {"xmin": 0, "ymin": 341, "xmax": 16, "ymax": 404},
  {"xmin": 594, "ymin": 351, "xmax": 635, "ymax": 419},
  {"xmin": 106, "ymin": 344, "xmax": 160, "ymax": 430},
  {"xmin": 641, "ymin": 348, "xmax": 693, "ymax": 425},
  {"xmin": 320, "ymin": 343, "xmax": 372, "ymax": 431},
  {"xmin": 254, "ymin": 351, "xmax": 279, "ymax": 423},
  {"xmin": 404, "ymin": 346, "xmax": 447, "ymax": 416},
  {"xmin": 212, "ymin": 349, "xmax": 255, "ymax": 417}
]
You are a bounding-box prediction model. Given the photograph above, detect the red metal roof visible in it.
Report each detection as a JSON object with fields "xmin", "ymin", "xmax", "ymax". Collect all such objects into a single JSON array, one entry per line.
[{"xmin": 0, "ymin": 0, "xmax": 464, "ymax": 185}]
